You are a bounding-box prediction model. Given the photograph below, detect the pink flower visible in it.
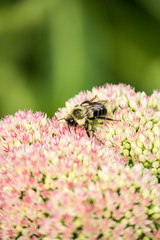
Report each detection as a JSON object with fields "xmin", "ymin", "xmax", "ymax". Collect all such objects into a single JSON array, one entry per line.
[{"xmin": 1, "ymin": 84, "xmax": 160, "ymax": 239}]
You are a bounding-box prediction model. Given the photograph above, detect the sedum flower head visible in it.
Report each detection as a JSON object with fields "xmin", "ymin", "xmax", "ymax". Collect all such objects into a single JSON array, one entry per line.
[
  {"xmin": 1, "ymin": 129, "xmax": 160, "ymax": 240},
  {"xmin": 57, "ymin": 84, "xmax": 160, "ymax": 180},
  {"xmin": 0, "ymin": 84, "xmax": 160, "ymax": 239}
]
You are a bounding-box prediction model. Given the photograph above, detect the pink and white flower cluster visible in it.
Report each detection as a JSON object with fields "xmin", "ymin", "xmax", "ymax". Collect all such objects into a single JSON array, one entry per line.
[
  {"xmin": 0, "ymin": 84, "xmax": 160, "ymax": 239},
  {"xmin": 57, "ymin": 84, "xmax": 160, "ymax": 179}
]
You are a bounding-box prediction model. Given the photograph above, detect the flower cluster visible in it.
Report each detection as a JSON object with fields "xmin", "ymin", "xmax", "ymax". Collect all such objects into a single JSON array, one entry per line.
[
  {"xmin": 1, "ymin": 125, "xmax": 160, "ymax": 240},
  {"xmin": 57, "ymin": 84, "xmax": 160, "ymax": 180},
  {"xmin": 0, "ymin": 110, "xmax": 51, "ymax": 155},
  {"xmin": 0, "ymin": 83, "xmax": 160, "ymax": 239}
]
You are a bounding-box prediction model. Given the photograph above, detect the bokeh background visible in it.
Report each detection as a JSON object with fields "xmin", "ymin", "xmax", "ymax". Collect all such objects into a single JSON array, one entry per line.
[{"xmin": 1, "ymin": 0, "xmax": 160, "ymax": 118}]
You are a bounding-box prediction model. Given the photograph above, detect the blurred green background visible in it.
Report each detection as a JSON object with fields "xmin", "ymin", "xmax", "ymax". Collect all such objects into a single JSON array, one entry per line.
[{"xmin": 0, "ymin": 0, "xmax": 160, "ymax": 118}]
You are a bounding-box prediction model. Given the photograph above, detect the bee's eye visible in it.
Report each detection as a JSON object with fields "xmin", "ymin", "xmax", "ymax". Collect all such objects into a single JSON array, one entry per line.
[{"xmin": 68, "ymin": 118, "xmax": 75, "ymax": 125}]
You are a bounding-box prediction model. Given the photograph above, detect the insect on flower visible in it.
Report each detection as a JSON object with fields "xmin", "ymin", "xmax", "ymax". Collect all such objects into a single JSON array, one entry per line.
[{"xmin": 59, "ymin": 96, "xmax": 120, "ymax": 137}]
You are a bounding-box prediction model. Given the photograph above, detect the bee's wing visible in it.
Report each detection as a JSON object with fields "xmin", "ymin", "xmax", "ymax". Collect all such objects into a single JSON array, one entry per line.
[
  {"xmin": 76, "ymin": 104, "xmax": 92, "ymax": 119},
  {"xmin": 78, "ymin": 100, "xmax": 108, "ymax": 119},
  {"xmin": 79, "ymin": 102, "xmax": 104, "ymax": 119},
  {"xmin": 78, "ymin": 109, "xmax": 89, "ymax": 119}
]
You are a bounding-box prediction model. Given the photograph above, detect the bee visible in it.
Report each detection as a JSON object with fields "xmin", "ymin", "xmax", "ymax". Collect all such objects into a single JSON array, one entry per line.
[{"xmin": 59, "ymin": 96, "xmax": 119, "ymax": 137}]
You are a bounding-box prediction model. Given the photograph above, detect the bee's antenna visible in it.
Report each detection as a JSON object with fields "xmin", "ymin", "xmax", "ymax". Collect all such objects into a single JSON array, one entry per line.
[{"xmin": 58, "ymin": 117, "xmax": 71, "ymax": 132}]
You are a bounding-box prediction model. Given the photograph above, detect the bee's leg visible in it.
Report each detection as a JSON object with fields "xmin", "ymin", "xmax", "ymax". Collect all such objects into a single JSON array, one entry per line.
[
  {"xmin": 81, "ymin": 96, "xmax": 97, "ymax": 106},
  {"xmin": 90, "ymin": 95, "xmax": 97, "ymax": 102},
  {"xmin": 96, "ymin": 116, "xmax": 120, "ymax": 121},
  {"xmin": 105, "ymin": 117, "xmax": 120, "ymax": 121},
  {"xmin": 85, "ymin": 120, "xmax": 90, "ymax": 137},
  {"xmin": 96, "ymin": 116, "xmax": 110, "ymax": 120},
  {"xmin": 74, "ymin": 122, "xmax": 78, "ymax": 133},
  {"xmin": 88, "ymin": 117, "xmax": 95, "ymax": 120},
  {"xmin": 67, "ymin": 123, "xmax": 71, "ymax": 133}
]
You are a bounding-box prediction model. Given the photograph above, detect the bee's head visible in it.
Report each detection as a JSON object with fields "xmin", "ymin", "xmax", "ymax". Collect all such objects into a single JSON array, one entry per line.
[
  {"xmin": 58, "ymin": 116, "xmax": 77, "ymax": 133},
  {"xmin": 66, "ymin": 116, "xmax": 77, "ymax": 133},
  {"xmin": 66, "ymin": 116, "xmax": 76, "ymax": 126}
]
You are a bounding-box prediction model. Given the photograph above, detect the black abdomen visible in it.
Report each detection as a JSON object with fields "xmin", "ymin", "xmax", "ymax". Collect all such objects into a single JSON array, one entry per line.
[{"xmin": 92, "ymin": 103, "xmax": 107, "ymax": 118}]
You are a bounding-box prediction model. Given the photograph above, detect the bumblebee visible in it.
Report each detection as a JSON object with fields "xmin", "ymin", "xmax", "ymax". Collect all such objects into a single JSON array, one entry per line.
[{"xmin": 59, "ymin": 96, "xmax": 118, "ymax": 137}]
